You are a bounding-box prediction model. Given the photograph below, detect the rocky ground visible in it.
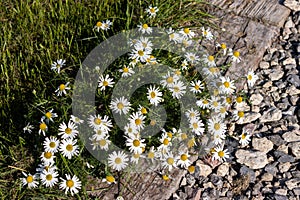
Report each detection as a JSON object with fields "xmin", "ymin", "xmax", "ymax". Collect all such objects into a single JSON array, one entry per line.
[{"xmin": 170, "ymin": 6, "xmax": 300, "ymax": 200}]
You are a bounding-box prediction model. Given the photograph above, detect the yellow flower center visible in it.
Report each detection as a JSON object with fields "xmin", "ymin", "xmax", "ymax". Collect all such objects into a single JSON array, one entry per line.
[
  {"xmin": 141, "ymin": 107, "xmax": 147, "ymax": 114},
  {"xmin": 169, "ymin": 33, "xmax": 175, "ymax": 39},
  {"xmin": 150, "ymin": 8, "xmax": 155, "ymax": 13},
  {"xmin": 103, "ymin": 80, "xmax": 109, "ymax": 86},
  {"xmin": 209, "ymin": 67, "xmax": 217, "ymax": 73},
  {"xmin": 96, "ymin": 21, "xmax": 102, "ymax": 27},
  {"xmin": 117, "ymin": 102, "xmax": 124, "ymax": 109},
  {"xmin": 237, "ymin": 111, "xmax": 244, "ymax": 118},
  {"xmin": 248, "ymin": 75, "xmax": 252, "ymax": 80},
  {"xmin": 220, "ymin": 107, "xmax": 226, "ymax": 114},
  {"xmin": 210, "ymin": 148, "xmax": 216, "ymax": 154},
  {"xmin": 173, "ymin": 86, "xmax": 180, "ymax": 93},
  {"xmin": 236, "ymin": 96, "xmax": 243, "ymax": 103},
  {"xmin": 148, "ymin": 151, "xmax": 155, "ymax": 159},
  {"xmin": 66, "ymin": 180, "xmax": 74, "ymax": 188},
  {"xmin": 203, "ymin": 99, "xmax": 208, "ymax": 104},
  {"xmin": 203, "ymin": 31, "xmax": 207, "ymax": 35},
  {"xmin": 40, "ymin": 123, "xmax": 47, "ymax": 131},
  {"xmin": 218, "ymin": 151, "xmax": 225, "ymax": 157},
  {"xmin": 142, "ymin": 24, "xmax": 148, "ymax": 29},
  {"xmin": 233, "ymin": 51, "xmax": 240, "ymax": 57},
  {"xmin": 166, "ymin": 76, "xmax": 173, "ymax": 84},
  {"xmin": 212, "ymin": 101, "xmax": 218, "ymax": 107},
  {"xmin": 188, "ymin": 138, "xmax": 195, "ymax": 148},
  {"xmin": 65, "ymin": 128, "xmax": 72, "ymax": 134},
  {"xmin": 94, "ymin": 118, "xmax": 101, "ymax": 125},
  {"xmin": 208, "ymin": 55, "xmax": 214, "ymax": 62},
  {"xmin": 181, "ymin": 133, "xmax": 188, "ymax": 140},
  {"xmin": 46, "ymin": 174, "xmax": 52, "ymax": 181},
  {"xmin": 26, "ymin": 175, "xmax": 33, "ymax": 183},
  {"xmin": 45, "ymin": 112, "xmax": 52, "ymax": 119},
  {"xmin": 138, "ymin": 50, "xmax": 144, "ymax": 56},
  {"xmin": 241, "ymin": 133, "xmax": 246, "ymax": 139},
  {"xmin": 192, "ymin": 122, "xmax": 198, "ymax": 129},
  {"xmin": 133, "ymin": 139, "xmax": 140, "ymax": 147},
  {"xmin": 135, "ymin": 119, "xmax": 142, "ymax": 125},
  {"xmin": 180, "ymin": 154, "xmax": 188, "ymax": 161},
  {"xmin": 214, "ymin": 123, "xmax": 220, "ymax": 130},
  {"xmin": 194, "ymin": 85, "xmax": 200, "ymax": 90},
  {"xmin": 106, "ymin": 175, "xmax": 115, "ymax": 183},
  {"xmin": 221, "ymin": 43, "xmax": 227, "ymax": 49},
  {"xmin": 167, "ymin": 157, "xmax": 174, "ymax": 165},
  {"xmin": 115, "ymin": 157, "xmax": 122, "ymax": 164},
  {"xmin": 167, "ymin": 132, "xmax": 172, "ymax": 138},
  {"xmin": 59, "ymin": 84, "xmax": 65, "ymax": 91},
  {"xmin": 150, "ymin": 119, "xmax": 156, "ymax": 126},
  {"xmin": 223, "ymin": 81, "xmax": 230, "ymax": 88},
  {"xmin": 188, "ymin": 166, "xmax": 195, "ymax": 173},
  {"xmin": 175, "ymin": 70, "xmax": 181, "ymax": 75},
  {"xmin": 44, "ymin": 152, "xmax": 52, "ymax": 159},
  {"xmin": 163, "ymin": 138, "xmax": 169, "ymax": 145},
  {"xmin": 123, "ymin": 67, "xmax": 129, "ymax": 73},
  {"xmin": 66, "ymin": 144, "xmax": 73, "ymax": 151},
  {"xmin": 133, "ymin": 153, "xmax": 140, "ymax": 159},
  {"xmin": 150, "ymin": 91, "xmax": 156, "ymax": 98},
  {"xmin": 99, "ymin": 139, "xmax": 106, "ymax": 146},
  {"xmin": 183, "ymin": 28, "xmax": 190, "ymax": 34},
  {"xmin": 226, "ymin": 97, "xmax": 232, "ymax": 104},
  {"xmin": 49, "ymin": 142, "xmax": 56, "ymax": 148},
  {"xmin": 162, "ymin": 174, "xmax": 169, "ymax": 181},
  {"xmin": 56, "ymin": 64, "xmax": 61, "ymax": 69}
]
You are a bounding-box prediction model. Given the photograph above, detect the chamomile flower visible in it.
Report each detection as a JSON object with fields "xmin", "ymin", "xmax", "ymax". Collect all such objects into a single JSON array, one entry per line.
[
  {"xmin": 177, "ymin": 152, "xmax": 191, "ymax": 169},
  {"xmin": 110, "ymin": 96, "xmax": 131, "ymax": 115},
  {"xmin": 209, "ymin": 96, "xmax": 221, "ymax": 112},
  {"xmin": 185, "ymin": 108, "xmax": 200, "ymax": 120},
  {"xmin": 91, "ymin": 128, "xmax": 109, "ymax": 141},
  {"xmin": 167, "ymin": 28, "xmax": 180, "ymax": 44},
  {"xmin": 130, "ymin": 43, "xmax": 152, "ymax": 63},
  {"xmin": 185, "ymin": 52, "xmax": 200, "ymax": 64},
  {"xmin": 39, "ymin": 120, "xmax": 48, "ymax": 136},
  {"xmin": 125, "ymin": 134, "xmax": 146, "ymax": 154},
  {"xmin": 108, "ymin": 151, "xmax": 129, "ymax": 171},
  {"xmin": 213, "ymin": 132, "xmax": 226, "ymax": 145},
  {"xmin": 21, "ymin": 172, "xmax": 39, "ymax": 189},
  {"xmin": 218, "ymin": 105, "xmax": 228, "ymax": 119},
  {"xmin": 41, "ymin": 151, "xmax": 56, "ymax": 165},
  {"xmin": 162, "ymin": 152, "xmax": 177, "ymax": 171},
  {"xmin": 43, "ymin": 109, "xmax": 58, "ymax": 123},
  {"xmin": 23, "ymin": 122, "xmax": 34, "ymax": 133},
  {"xmin": 96, "ymin": 136, "xmax": 111, "ymax": 151},
  {"xmin": 203, "ymin": 55, "xmax": 216, "ymax": 67},
  {"xmin": 131, "ymin": 153, "xmax": 144, "ymax": 164},
  {"xmin": 40, "ymin": 169, "xmax": 59, "ymax": 187},
  {"xmin": 94, "ymin": 21, "xmax": 104, "ymax": 32},
  {"xmin": 43, "ymin": 136, "xmax": 60, "ymax": 153},
  {"xmin": 189, "ymin": 80, "xmax": 204, "ymax": 94},
  {"xmin": 129, "ymin": 112, "xmax": 146, "ymax": 131},
  {"xmin": 59, "ymin": 174, "xmax": 81, "ymax": 196},
  {"xmin": 58, "ymin": 121, "xmax": 79, "ymax": 140},
  {"xmin": 202, "ymin": 66, "xmax": 221, "ymax": 78},
  {"xmin": 147, "ymin": 85, "xmax": 163, "ymax": 106},
  {"xmin": 59, "ymin": 139, "xmax": 79, "ymax": 159},
  {"xmin": 246, "ymin": 70, "xmax": 258, "ymax": 88},
  {"xmin": 169, "ymin": 81, "xmax": 186, "ymax": 99},
  {"xmin": 207, "ymin": 117, "xmax": 226, "ymax": 135},
  {"xmin": 228, "ymin": 49, "xmax": 241, "ymax": 63},
  {"xmin": 137, "ymin": 23, "xmax": 152, "ymax": 34},
  {"xmin": 102, "ymin": 19, "xmax": 113, "ymax": 31},
  {"xmin": 196, "ymin": 98, "xmax": 210, "ymax": 109},
  {"xmin": 88, "ymin": 114, "xmax": 113, "ymax": 131},
  {"xmin": 234, "ymin": 96, "xmax": 247, "ymax": 110},
  {"xmin": 189, "ymin": 118, "xmax": 205, "ymax": 135},
  {"xmin": 233, "ymin": 110, "xmax": 245, "ymax": 124},
  {"xmin": 124, "ymin": 123, "xmax": 137, "ymax": 136},
  {"xmin": 201, "ymin": 27, "xmax": 214, "ymax": 40},
  {"xmin": 36, "ymin": 163, "xmax": 57, "ymax": 176},
  {"xmin": 220, "ymin": 76, "xmax": 236, "ymax": 95},
  {"xmin": 51, "ymin": 59, "xmax": 65, "ymax": 73},
  {"xmin": 70, "ymin": 115, "xmax": 84, "ymax": 124},
  {"xmin": 212, "ymin": 146, "xmax": 230, "ymax": 162},
  {"xmin": 102, "ymin": 175, "xmax": 116, "ymax": 184},
  {"xmin": 98, "ymin": 74, "xmax": 115, "ymax": 91},
  {"xmin": 146, "ymin": 5, "xmax": 159, "ymax": 18},
  {"xmin": 136, "ymin": 37, "xmax": 153, "ymax": 50},
  {"xmin": 55, "ymin": 82, "xmax": 70, "ymax": 96},
  {"xmin": 179, "ymin": 28, "xmax": 195, "ymax": 39},
  {"xmin": 216, "ymin": 43, "xmax": 228, "ymax": 55},
  {"xmin": 147, "ymin": 146, "xmax": 156, "ymax": 161},
  {"xmin": 118, "ymin": 65, "xmax": 135, "ymax": 77},
  {"xmin": 160, "ymin": 71, "xmax": 180, "ymax": 88},
  {"xmin": 157, "ymin": 132, "xmax": 172, "ymax": 153},
  {"xmin": 181, "ymin": 59, "xmax": 189, "ymax": 70},
  {"xmin": 239, "ymin": 130, "xmax": 251, "ymax": 146}
]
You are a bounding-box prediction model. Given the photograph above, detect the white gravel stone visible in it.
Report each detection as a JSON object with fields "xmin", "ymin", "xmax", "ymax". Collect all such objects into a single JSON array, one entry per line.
[
  {"xmin": 288, "ymin": 142, "xmax": 300, "ymax": 158},
  {"xmin": 278, "ymin": 162, "xmax": 291, "ymax": 173},
  {"xmin": 216, "ymin": 163, "xmax": 229, "ymax": 177},
  {"xmin": 235, "ymin": 150, "xmax": 269, "ymax": 169},
  {"xmin": 196, "ymin": 161, "xmax": 212, "ymax": 177},
  {"xmin": 250, "ymin": 93, "xmax": 264, "ymax": 106},
  {"xmin": 283, "ymin": 57, "xmax": 296, "ymax": 65},
  {"xmin": 282, "ymin": 130, "xmax": 300, "ymax": 142},
  {"xmin": 259, "ymin": 61, "xmax": 270, "ymax": 69},
  {"xmin": 238, "ymin": 112, "xmax": 261, "ymax": 124},
  {"xmin": 252, "ymin": 138, "xmax": 274, "ymax": 153},
  {"xmin": 285, "ymin": 178, "xmax": 300, "ymax": 190},
  {"xmin": 269, "ymin": 69, "xmax": 284, "ymax": 81},
  {"xmin": 275, "ymin": 188, "xmax": 288, "ymax": 196},
  {"xmin": 286, "ymin": 85, "xmax": 300, "ymax": 96},
  {"xmin": 261, "ymin": 173, "xmax": 273, "ymax": 182},
  {"xmin": 260, "ymin": 107, "xmax": 282, "ymax": 123}
]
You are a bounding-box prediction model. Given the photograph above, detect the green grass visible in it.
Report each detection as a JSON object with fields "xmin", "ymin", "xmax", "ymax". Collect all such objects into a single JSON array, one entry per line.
[{"xmin": 0, "ymin": 0, "xmax": 213, "ymax": 199}]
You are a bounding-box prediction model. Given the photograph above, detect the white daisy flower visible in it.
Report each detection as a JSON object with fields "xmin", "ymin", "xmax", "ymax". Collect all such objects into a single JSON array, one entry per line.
[
  {"xmin": 138, "ymin": 105, "xmax": 148, "ymax": 115},
  {"xmin": 38, "ymin": 120, "xmax": 48, "ymax": 136},
  {"xmin": 216, "ymin": 43, "xmax": 228, "ymax": 55},
  {"xmin": 40, "ymin": 151, "xmax": 56, "ymax": 165},
  {"xmin": 212, "ymin": 146, "xmax": 230, "ymax": 162},
  {"xmin": 177, "ymin": 152, "xmax": 191, "ymax": 169},
  {"xmin": 129, "ymin": 112, "xmax": 146, "ymax": 131},
  {"xmin": 88, "ymin": 114, "xmax": 113, "ymax": 131},
  {"xmin": 21, "ymin": 172, "xmax": 39, "ymax": 189},
  {"xmin": 239, "ymin": 130, "xmax": 251, "ymax": 146},
  {"xmin": 179, "ymin": 28, "xmax": 195, "ymax": 39},
  {"xmin": 137, "ymin": 23, "xmax": 152, "ymax": 34},
  {"xmin": 136, "ymin": 37, "xmax": 153, "ymax": 50},
  {"xmin": 110, "ymin": 96, "xmax": 131, "ymax": 115},
  {"xmin": 118, "ymin": 65, "xmax": 135, "ymax": 77},
  {"xmin": 213, "ymin": 132, "xmax": 226, "ymax": 145},
  {"xmin": 185, "ymin": 108, "xmax": 200, "ymax": 120},
  {"xmin": 91, "ymin": 128, "xmax": 109, "ymax": 141},
  {"xmin": 130, "ymin": 43, "xmax": 152, "ymax": 63},
  {"xmin": 147, "ymin": 146, "xmax": 156, "ymax": 161},
  {"xmin": 91, "ymin": 135, "xmax": 111, "ymax": 151},
  {"xmin": 23, "ymin": 122, "xmax": 34, "ymax": 133},
  {"xmin": 201, "ymin": 27, "xmax": 213, "ymax": 40},
  {"xmin": 108, "ymin": 151, "xmax": 129, "ymax": 171},
  {"xmin": 94, "ymin": 21, "xmax": 104, "ymax": 32},
  {"xmin": 70, "ymin": 115, "xmax": 84, "ymax": 124},
  {"xmin": 102, "ymin": 19, "xmax": 113, "ymax": 31},
  {"xmin": 189, "ymin": 80, "xmax": 204, "ymax": 94},
  {"xmin": 125, "ymin": 134, "xmax": 146, "ymax": 154},
  {"xmin": 160, "ymin": 71, "xmax": 180, "ymax": 88},
  {"xmin": 189, "ymin": 118, "xmax": 205, "ymax": 135},
  {"xmin": 131, "ymin": 153, "xmax": 144, "ymax": 164},
  {"xmin": 102, "ymin": 175, "xmax": 116, "ymax": 184},
  {"xmin": 234, "ymin": 96, "xmax": 247, "ymax": 110},
  {"xmin": 196, "ymin": 98, "xmax": 210, "ymax": 109},
  {"xmin": 181, "ymin": 59, "xmax": 189, "ymax": 70},
  {"xmin": 233, "ymin": 110, "xmax": 245, "ymax": 124},
  {"xmin": 219, "ymin": 76, "xmax": 236, "ymax": 95},
  {"xmin": 98, "ymin": 74, "xmax": 115, "ymax": 91},
  {"xmin": 169, "ymin": 80, "xmax": 186, "ymax": 99},
  {"xmin": 218, "ymin": 105, "xmax": 228, "ymax": 119},
  {"xmin": 203, "ymin": 55, "xmax": 216, "ymax": 67},
  {"xmin": 162, "ymin": 152, "xmax": 177, "ymax": 171},
  {"xmin": 228, "ymin": 49, "xmax": 241, "ymax": 63},
  {"xmin": 246, "ymin": 69, "xmax": 258, "ymax": 88},
  {"xmin": 40, "ymin": 169, "xmax": 59, "ymax": 187},
  {"xmin": 55, "ymin": 82, "xmax": 70, "ymax": 96},
  {"xmin": 58, "ymin": 121, "xmax": 79, "ymax": 140},
  {"xmin": 124, "ymin": 123, "xmax": 138, "ymax": 137},
  {"xmin": 157, "ymin": 132, "xmax": 172, "ymax": 152},
  {"xmin": 51, "ymin": 59, "xmax": 65, "ymax": 73},
  {"xmin": 146, "ymin": 5, "xmax": 159, "ymax": 18},
  {"xmin": 59, "ymin": 139, "xmax": 79, "ymax": 159},
  {"xmin": 207, "ymin": 117, "xmax": 226, "ymax": 135},
  {"xmin": 167, "ymin": 28, "xmax": 181, "ymax": 44},
  {"xmin": 42, "ymin": 108, "xmax": 58, "ymax": 123},
  {"xmin": 202, "ymin": 67, "xmax": 220, "ymax": 78},
  {"xmin": 35, "ymin": 163, "xmax": 57, "ymax": 176},
  {"xmin": 43, "ymin": 136, "xmax": 60, "ymax": 153},
  {"xmin": 209, "ymin": 96, "xmax": 221, "ymax": 112},
  {"xmin": 147, "ymin": 85, "xmax": 163, "ymax": 106},
  {"xmin": 185, "ymin": 52, "xmax": 200, "ymax": 64},
  {"xmin": 59, "ymin": 174, "xmax": 81, "ymax": 196}
]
